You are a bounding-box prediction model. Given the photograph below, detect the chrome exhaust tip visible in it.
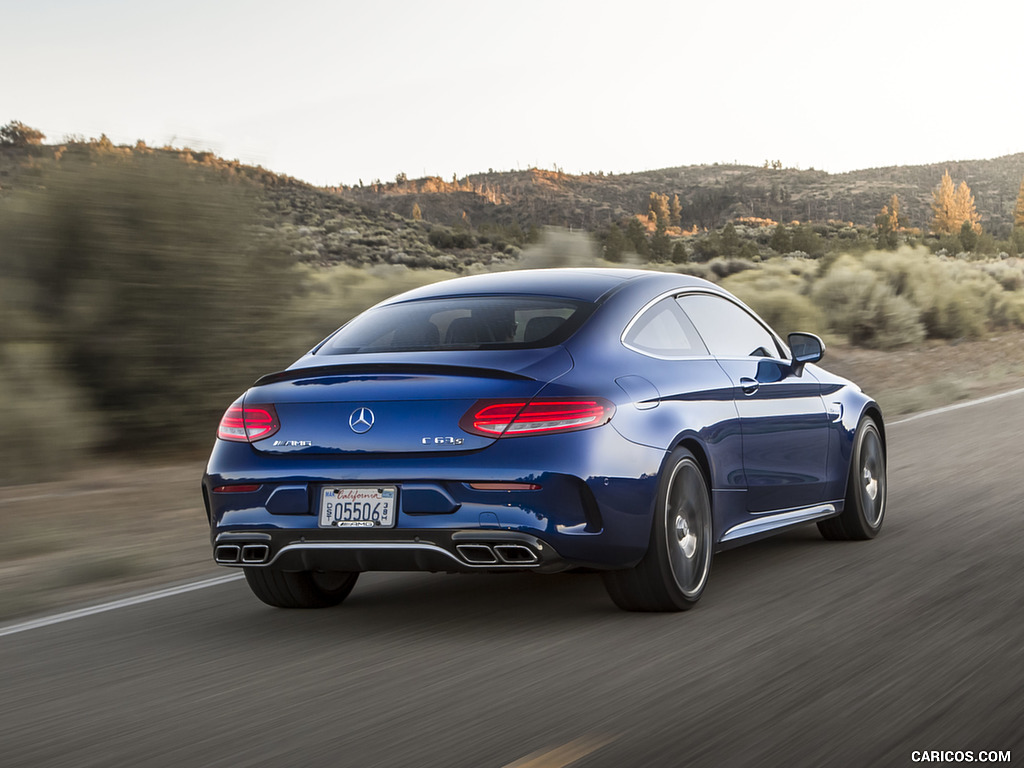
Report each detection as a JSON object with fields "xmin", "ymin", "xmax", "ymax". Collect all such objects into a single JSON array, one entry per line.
[
  {"xmin": 214, "ymin": 544, "xmax": 241, "ymax": 564},
  {"xmin": 456, "ymin": 544, "xmax": 499, "ymax": 564},
  {"xmin": 240, "ymin": 544, "xmax": 270, "ymax": 564},
  {"xmin": 493, "ymin": 544, "xmax": 538, "ymax": 564}
]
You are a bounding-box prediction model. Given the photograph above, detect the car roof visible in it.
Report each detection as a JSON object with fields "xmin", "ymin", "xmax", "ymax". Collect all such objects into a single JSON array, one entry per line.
[{"xmin": 379, "ymin": 268, "xmax": 718, "ymax": 305}]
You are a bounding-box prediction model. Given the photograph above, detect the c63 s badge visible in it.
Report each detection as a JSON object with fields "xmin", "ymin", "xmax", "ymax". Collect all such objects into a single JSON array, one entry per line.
[{"xmin": 422, "ymin": 436, "xmax": 465, "ymax": 446}]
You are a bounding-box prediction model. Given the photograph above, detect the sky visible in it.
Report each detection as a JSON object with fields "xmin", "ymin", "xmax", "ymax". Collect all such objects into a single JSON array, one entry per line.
[{"xmin": 6, "ymin": 0, "xmax": 1024, "ymax": 187}]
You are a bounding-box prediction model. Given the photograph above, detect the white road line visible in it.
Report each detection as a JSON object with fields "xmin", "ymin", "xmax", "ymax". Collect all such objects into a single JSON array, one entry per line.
[
  {"xmin": 890, "ymin": 386, "xmax": 1024, "ymax": 425},
  {"xmin": 2, "ymin": 387, "xmax": 1022, "ymax": 639},
  {"xmin": 0, "ymin": 573, "xmax": 244, "ymax": 639}
]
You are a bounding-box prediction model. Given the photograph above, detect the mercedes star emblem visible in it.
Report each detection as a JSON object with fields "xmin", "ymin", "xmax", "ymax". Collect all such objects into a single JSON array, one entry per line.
[{"xmin": 349, "ymin": 407, "xmax": 375, "ymax": 434}]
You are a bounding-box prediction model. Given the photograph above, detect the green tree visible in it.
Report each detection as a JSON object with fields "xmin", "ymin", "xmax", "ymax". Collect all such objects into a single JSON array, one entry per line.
[
  {"xmin": 1014, "ymin": 176, "xmax": 1024, "ymax": 230},
  {"xmin": 650, "ymin": 229, "xmax": 671, "ymax": 261},
  {"xmin": 671, "ymin": 241, "xmax": 689, "ymax": 263},
  {"xmin": 693, "ymin": 231, "xmax": 723, "ymax": 262},
  {"xmin": 625, "ymin": 217, "xmax": 649, "ymax": 257},
  {"xmin": 792, "ymin": 224, "xmax": 825, "ymax": 257},
  {"xmin": 603, "ymin": 223, "xmax": 627, "ymax": 262},
  {"xmin": 769, "ymin": 223, "xmax": 792, "ymax": 254},
  {"xmin": 0, "ymin": 120, "xmax": 45, "ymax": 146},
  {"xmin": 959, "ymin": 220, "xmax": 979, "ymax": 252},
  {"xmin": 931, "ymin": 170, "xmax": 980, "ymax": 235},
  {"xmin": 720, "ymin": 222, "xmax": 740, "ymax": 255}
]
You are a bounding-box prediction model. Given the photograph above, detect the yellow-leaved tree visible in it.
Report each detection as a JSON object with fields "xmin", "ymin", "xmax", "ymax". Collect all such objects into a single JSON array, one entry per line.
[
  {"xmin": 931, "ymin": 170, "xmax": 981, "ymax": 235},
  {"xmin": 875, "ymin": 194, "xmax": 901, "ymax": 248}
]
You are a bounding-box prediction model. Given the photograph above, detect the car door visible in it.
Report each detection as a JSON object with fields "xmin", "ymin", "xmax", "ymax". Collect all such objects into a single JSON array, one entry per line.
[{"xmin": 677, "ymin": 292, "xmax": 830, "ymax": 513}]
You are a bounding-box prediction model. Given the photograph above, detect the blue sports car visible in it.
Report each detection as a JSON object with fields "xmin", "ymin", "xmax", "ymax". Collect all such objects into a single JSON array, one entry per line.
[{"xmin": 203, "ymin": 268, "xmax": 886, "ymax": 612}]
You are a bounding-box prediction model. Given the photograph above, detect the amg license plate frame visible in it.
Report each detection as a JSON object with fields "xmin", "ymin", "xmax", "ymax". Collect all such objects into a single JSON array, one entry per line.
[{"xmin": 319, "ymin": 486, "xmax": 397, "ymax": 528}]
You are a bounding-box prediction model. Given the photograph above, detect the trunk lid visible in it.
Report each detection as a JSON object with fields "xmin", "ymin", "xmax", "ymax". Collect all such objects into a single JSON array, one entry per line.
[{"xmin": 245, "ymin": 348, "xmax": 572, "ymax": 455}]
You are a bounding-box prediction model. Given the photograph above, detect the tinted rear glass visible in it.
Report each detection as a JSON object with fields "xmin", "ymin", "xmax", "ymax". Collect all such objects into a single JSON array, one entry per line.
[{"xmin": 317, "ymin": 296, "xmax": 592, "ymax": 355}]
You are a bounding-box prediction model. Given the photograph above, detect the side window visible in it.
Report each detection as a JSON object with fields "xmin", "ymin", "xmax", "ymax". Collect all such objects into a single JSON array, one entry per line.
[
  {"xmin": 677, "ymin": 294, "xmax": 782, "ymax": 359},
  {"xmin": 623, "ymin": 298, "xmax": 709, "ymax": 357}
]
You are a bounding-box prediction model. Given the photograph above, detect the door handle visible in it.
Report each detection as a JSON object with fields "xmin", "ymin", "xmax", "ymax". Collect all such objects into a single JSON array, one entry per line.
[{"xmin": 740, "ymin": 377, "xmax": 759, "ymax": 396}]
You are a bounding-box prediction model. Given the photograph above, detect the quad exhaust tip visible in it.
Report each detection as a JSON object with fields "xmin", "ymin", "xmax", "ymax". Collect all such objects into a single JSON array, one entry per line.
[
  {"xmin": 241, "ymin": 544, "xmax": 270, "ymax": 564},
  {"xmin": 217, "ymin": 539, "xmax": 538, "ymax": 568},
  {"xmin": 214, "ymin": 544, "xmax": 241, "ymax": 564},
  {"xmin": 456, "ymin": 542, "xmax": 538, "ymax": 565},
  {"xmin": 215, "ymin": 543, "xmax": 270, "ymax": 565},
  {"xmin": 456, "ymin": 544, "xmax": 499, "ymax": 564},
  {"xmin": 493, "ymin": 544, "xmax": 537, "ymax": 564}
]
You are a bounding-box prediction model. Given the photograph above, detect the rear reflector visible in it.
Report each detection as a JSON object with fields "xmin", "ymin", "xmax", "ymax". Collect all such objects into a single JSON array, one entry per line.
[
  {"xmin": 460, "ymin": 398, "xmax": 614, "ymax": 438},
  {"xmin": 212, "ymin": 485, "xmax": 263, "ymax": 493},
  {"xmin": 217, "ymin": 404, "xmax": 280, "ymax": 442},
  {"xmin": 467, "ymin": 482, "xmax": 542, "ymax": 491}
]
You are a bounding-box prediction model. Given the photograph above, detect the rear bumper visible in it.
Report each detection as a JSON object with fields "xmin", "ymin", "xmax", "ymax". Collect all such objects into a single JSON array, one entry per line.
[
  {"xmin": 203, "ymin": 426, "xmax": 666, "ymax": 571},
  {"xmin": 213, "ymin": 529, "xmax": 566, "ymax": 573}
]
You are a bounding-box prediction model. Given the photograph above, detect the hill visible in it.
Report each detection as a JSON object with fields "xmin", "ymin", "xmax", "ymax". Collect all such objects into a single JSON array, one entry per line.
[
  {"xmin": 339, "ymin": 155, "xmax": 1024, "ymax": 236},
  {"xmin": 3, "ymin": 125, "xmax": 1024, "ymax": 482},
  {"xmin": 2, "ymin": 125, "xmax": 1023, "ymax": 271},
  {"xmin": 0, "ymin": 135, "xmax": 516, "ymax": 272}
]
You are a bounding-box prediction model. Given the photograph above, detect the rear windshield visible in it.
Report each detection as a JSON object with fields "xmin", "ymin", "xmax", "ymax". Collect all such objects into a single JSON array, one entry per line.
[{"xmin": 317, "ymin": 296, "xmax": 593, "ymax": 355}]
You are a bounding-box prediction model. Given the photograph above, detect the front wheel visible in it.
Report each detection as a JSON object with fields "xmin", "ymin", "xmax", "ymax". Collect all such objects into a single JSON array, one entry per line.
[
  {"xmin": 602, "ymin": 447, "xmax": 713, "ymax": 612},
  {"xmin": 818, "ymin": 415, "xmax": 886, "ymax": 541},
  {"xmin": 244, "ymin": 567, "xmax": 359, "ymax": 608}
]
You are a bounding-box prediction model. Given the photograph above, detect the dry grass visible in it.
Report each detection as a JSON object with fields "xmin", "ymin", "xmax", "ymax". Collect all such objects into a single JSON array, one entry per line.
[
  {"xmin": 3, "ymin": 331, "xmax": 1024, "ymax": 622},
  {"xmin": 0, "ymin": 461, "xmax": 212, "ymax": 621},
  {"xmin": 823, "ymin": 331, "xmax": 1024, "ymax": 418}
]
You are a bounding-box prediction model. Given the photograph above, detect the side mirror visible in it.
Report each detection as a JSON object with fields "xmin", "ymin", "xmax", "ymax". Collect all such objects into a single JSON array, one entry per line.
[{"xmin": 787, "ymin": 332, "xmax": 825, "ymax": 375}]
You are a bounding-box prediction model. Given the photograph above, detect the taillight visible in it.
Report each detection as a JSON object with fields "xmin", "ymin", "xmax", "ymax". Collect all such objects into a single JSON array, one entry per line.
[
  {"xmin": 217, "ymin": 404, "xmax": 280, "ymax": 442},
  {"xmin": 460, "ymin": 398, "xmax": 614, "ymax": 437}
]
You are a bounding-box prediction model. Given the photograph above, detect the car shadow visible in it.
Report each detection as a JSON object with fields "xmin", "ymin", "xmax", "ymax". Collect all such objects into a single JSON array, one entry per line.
[{"xmin": 207, "ymin": 525, "xmax": 843, "ymax": 643}]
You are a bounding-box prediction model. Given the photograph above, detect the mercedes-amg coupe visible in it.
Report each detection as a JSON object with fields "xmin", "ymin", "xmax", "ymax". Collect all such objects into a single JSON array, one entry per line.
[{"xmin": 203, "ymin": 268, "xmax": 886, "ymax": 611}]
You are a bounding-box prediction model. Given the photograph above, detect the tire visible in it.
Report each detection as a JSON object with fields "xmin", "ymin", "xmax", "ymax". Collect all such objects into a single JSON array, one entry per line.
[
  {"xmin": 244, "ymin": 567, "xmax": 359, "ymax": 609},
  {"xmin": 602, "ymin": 447, "xmax": 713, "ymax": 611},
  {"xmin": 818, "ymin": 415, "xmax": 886, "ymax": 541}
]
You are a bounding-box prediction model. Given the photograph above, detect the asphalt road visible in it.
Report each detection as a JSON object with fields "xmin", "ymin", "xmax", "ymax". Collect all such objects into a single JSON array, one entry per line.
[{"xmin": 2, "ymin": 394, "xmax": 1022, "ymax": 768}]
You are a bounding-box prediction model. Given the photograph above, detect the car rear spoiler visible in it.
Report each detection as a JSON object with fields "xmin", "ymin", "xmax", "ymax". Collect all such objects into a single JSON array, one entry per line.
[{"xmin": 253, "ymin": 363, "xmax": 534, "ymax": 387}]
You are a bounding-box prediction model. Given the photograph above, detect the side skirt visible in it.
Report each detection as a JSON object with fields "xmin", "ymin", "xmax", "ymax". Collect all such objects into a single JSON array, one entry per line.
[{"xmin": 716, "ymin": 501, "xmax": 842, "ymax": 551}]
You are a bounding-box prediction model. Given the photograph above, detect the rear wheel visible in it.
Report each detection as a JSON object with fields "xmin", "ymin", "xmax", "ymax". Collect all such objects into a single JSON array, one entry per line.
[
  {"xmin": 244, "ymin": 567, "xmax": 359, "ymax": 608},
  {"xmin": 818, "ymin": 415, "xmax": 886, "ymax": 541},
  {"xmin": 603, "ymin": 447, "xmax": 713, "ymax": 612}
]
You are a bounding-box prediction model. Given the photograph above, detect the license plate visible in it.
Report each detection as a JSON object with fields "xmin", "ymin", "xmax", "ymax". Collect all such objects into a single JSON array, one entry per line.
[{"xmin": 319, "ymin": 486, "xmax": 397, "ymax": 528}]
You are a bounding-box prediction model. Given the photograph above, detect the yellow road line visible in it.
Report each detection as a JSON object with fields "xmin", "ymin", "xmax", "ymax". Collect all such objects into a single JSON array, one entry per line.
[{"xmin": 503, "ymin": 734, "xmax": 618, "ymax": 768}]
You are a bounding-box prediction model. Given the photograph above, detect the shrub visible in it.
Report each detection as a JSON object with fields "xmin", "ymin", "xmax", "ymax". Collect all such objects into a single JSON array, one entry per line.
[
  {"xmin": 516, "ymin": 227, "xmax": 601, "ymax": 268},
  {"xmin": 0, "ymin": 343, "xmax": 98, "ymax": 484},
  {"xmin": 860, "ymin": 248, "xmax": 1002, "ymax": 339},
  {"xmin": 721, "ymin": 259, "xmax": 825, "ymax": 337},
  {"xmin": 428, "ymin": 227, "xmax": 455, "ymax": 249},
  {"xmin": 813, "ymin": 256, "xmax": 925, "ymax": 349},
  {"xmin": 709, "ymin": 258, "xmax": 757, "ymax": 279},
  {"xmin": 729, "ymin": 288, "xmax": 826, "ymax": 339},
  {"xmin": 0, "ymin": 154, "xmax": 297, "ymax": 451}
]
